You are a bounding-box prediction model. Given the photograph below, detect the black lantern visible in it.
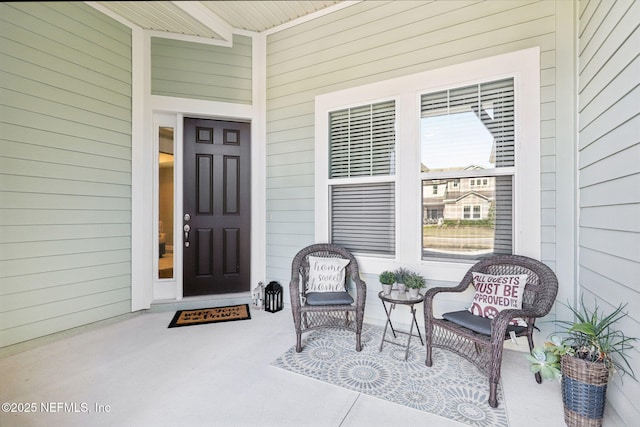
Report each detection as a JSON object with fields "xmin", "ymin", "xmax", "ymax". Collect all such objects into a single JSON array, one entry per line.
[{"xmin": 264, "ymin": 281, "xmax": 283, "ymax": 313}]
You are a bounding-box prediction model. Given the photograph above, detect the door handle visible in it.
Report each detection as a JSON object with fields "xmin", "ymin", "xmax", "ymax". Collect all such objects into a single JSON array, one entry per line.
[{"xmin": 184, "ymin": 224, "xmax": 190, "ymax": 247}]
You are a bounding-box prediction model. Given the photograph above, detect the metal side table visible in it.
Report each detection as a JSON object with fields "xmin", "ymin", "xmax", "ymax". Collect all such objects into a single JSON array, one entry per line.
[{"xmin": 378, "ymin": 290, "xmax": 424, "ymax": 360}]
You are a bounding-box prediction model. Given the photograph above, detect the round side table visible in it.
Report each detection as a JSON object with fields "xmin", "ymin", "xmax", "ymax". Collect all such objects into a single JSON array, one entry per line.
[{"xmin": 378, "ymin": 290, "xmax": 424, "ymax": 361}]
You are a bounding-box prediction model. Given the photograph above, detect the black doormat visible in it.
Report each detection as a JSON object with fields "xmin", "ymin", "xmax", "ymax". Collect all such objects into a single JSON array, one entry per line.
[{"xmin": 168, "ymin": 304, "xmax": 251, "ymax": 328}]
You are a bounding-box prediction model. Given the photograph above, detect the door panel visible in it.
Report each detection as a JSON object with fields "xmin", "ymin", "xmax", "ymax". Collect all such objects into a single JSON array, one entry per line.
[{"xmin": 183, "ymin": 118, "xmax": 250, "ymax": 296}]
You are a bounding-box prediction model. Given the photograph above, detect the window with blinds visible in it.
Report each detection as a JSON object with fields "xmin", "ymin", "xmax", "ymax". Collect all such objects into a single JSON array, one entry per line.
[
  {"xmin": 420, "ymin": 78, "xmax": 514, "ymax": 259},
  {"xmin": 328, "ymin": 100, "xmax": 396, "ymax": 256},
  {"xmin": 329, "ymin": 101, "xmax": 396, "ymax": 178}
]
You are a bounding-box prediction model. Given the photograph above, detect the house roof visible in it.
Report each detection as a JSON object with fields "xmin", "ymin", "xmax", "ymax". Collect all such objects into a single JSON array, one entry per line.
[{"xmin": 89, "ymin": 1, "xmax": 345, "ymax": 44}]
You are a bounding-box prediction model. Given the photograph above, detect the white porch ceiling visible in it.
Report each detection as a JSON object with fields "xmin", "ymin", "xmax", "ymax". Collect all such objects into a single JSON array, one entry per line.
[{"xmin": 91, "ymin": 1, "xmax": 344, "ymax": 42}]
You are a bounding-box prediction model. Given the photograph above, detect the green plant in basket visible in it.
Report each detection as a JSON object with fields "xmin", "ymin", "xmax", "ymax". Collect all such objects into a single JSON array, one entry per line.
[
  {"xmin": 526, "ymin": 296, "xmax": 637, "ymax": 427},
  {"xmin": 556, "ymin": 297, "xmax": 637, "ymax": 379},
  {"xmin": 526, "ymin": 296, "xmax": 637, "ymax": 381}
]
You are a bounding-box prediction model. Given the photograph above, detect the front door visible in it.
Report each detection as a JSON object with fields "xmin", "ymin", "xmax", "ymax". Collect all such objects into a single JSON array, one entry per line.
[{"xmin": 183, "ymin": 118, "xmax": 251, "ymax": 296}]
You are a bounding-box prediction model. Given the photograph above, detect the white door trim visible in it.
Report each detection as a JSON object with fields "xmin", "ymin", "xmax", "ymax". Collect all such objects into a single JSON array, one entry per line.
[
  {"xmin": 131, "ymin": 30, "xmax": 267, "ymax": 310},
  {"xmin": 143, "ymin": 97, "xmax": 261, "ymax": 305}
]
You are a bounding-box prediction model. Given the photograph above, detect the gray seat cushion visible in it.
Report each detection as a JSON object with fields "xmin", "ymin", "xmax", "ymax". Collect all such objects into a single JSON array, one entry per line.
[
  {"xmin": 442, "ymin": 310, "xmax": 526, "ymax": 336},
  {"xmin": 306, "ymin": 292, "xmax": 354, "ymax": 306}
]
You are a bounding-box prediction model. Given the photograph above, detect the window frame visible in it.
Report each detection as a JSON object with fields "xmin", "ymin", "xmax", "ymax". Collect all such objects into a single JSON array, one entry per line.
[
  {"xmin": 315, "ymin": 48, "xmax": 540, "ymax": 282},
  {"xmin": 462, "ymin": 204, "xmax": 483, "ymax": 220},
  {"xmin": 420, "ymin": 77, "xmax": 515, "ymax": 260}
]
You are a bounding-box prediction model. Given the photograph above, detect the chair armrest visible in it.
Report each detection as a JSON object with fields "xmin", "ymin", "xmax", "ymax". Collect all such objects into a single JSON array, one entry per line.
[
  {"xmin": 352, "ymin": 275, "xmax": 366, "ymax": 307},
  {"xmin": 493, "ymin": 302, "xmax": 548, "ymax": 324},
  {"xmin": 489, "ymin": 306, "xmax": 546, "ymax": 343},
  {"xmin": 424, "ymin": 283, "xmax": 470, "ymax": 298},
  {"xmin": 424, "ymin": 278, "xmax": 474, "ymax": 319},
  {"xmin": 289, "ymin": 276, "xmax": 303, "ymax": 309}
]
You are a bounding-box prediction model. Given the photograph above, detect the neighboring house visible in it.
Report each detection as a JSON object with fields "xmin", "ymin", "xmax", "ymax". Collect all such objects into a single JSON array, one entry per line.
[
  {"xmin": 1, "ymin": 1, "xmax": 638, "ymax": 423},
  {"xmin": 422, "ymin": 175, "xmax": 495, "ymax": 223}
]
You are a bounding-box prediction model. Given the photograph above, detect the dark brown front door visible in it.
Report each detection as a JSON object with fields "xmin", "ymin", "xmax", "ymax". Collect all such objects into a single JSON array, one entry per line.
[{"xmin": 183, "ymin": 118, "xmax": 250, "ymax": 296}]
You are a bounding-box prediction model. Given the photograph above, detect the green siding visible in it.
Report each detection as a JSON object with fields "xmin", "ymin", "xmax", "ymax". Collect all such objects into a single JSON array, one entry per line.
[
  {"xmin": 265, "ymin": 0, "xmax": 561, "ymax": 281},
  {"xmin": 577, "ymin": 0, "xmax": 640, "ymax": 423},
  {"xmin": 0, "ymin": 2, "xmax": 132, "ymax": 347},
  {"xmin": 151, "ymin": 35, "xmax": 252, "ymax": 104}
]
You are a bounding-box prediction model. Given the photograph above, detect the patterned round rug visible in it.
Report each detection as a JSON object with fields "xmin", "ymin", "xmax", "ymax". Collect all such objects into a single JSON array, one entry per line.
[{"xmin": 271, "ymin": 324, "xmax": 509, "ymax": 427}]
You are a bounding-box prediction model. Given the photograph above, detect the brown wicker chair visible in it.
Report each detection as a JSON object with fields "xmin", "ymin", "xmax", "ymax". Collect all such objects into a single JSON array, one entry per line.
[
  {"xmin": 424, "ymin": 255, "xmax": 558, "ymax": 408},
  {"xmin": 289, "ymin": 244, "xmax": 367, "ymax": 352}
]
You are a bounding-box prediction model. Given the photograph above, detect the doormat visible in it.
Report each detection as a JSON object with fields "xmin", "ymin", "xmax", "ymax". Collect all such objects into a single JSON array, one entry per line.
[
  {"xmin": 272, "ymin": 323, "xmax": 509, "ymax": 427},
  {"xmin": 168, "ymin": 304, "xmax": 251, "ymax": 328}
]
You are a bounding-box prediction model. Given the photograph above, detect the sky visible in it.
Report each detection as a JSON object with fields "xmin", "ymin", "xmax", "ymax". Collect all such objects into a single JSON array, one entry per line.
[{"xmin": 421, "ymin": 111, "xmax": 494, "ymax": 170}]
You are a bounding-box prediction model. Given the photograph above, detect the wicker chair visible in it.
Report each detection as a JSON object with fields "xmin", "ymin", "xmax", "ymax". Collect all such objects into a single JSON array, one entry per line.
[
  {"xmin": 423, "ymin": 255, "xmax": 558, "ymax": 408},
  {"xmin": 289, "ymin": 244, "xmax": 367, "ymax": 352}
]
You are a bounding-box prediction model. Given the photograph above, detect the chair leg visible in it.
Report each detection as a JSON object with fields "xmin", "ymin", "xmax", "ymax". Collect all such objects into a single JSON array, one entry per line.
[
  {"xmin": 425, "ymin": 325, "xmax": 433, "ymax": 366},
  {"xmin": 488, "ymin": 340, "xmax": 504, "ymax": 408},
  {"xmin": 526, "ymin": 326, "xmax": 542, "ymax": 384},
  {"xmin": 489, "ymin": 382, "xmax": 498, "ymax": 408},
  {"xmin": 355, "ymin": 313, "xmax": 363, "ymax": 352},
  {"xmin": 296, "ymin": 332, "xmax": 302, "ymax": 353}
]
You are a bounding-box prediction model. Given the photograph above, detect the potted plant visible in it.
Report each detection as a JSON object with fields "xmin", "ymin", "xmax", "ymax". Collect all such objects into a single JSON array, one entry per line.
[
  {"xmin": 394, "ymin": 267, "xmax": 411, "ymax": 292},
  {"xmin": 526, "ymin": 297, "xmax": 637, "ymax": 427},
  {"xmin": 379, "ymin": 270, "xmax": 395, "ymax": 295},
  {"xmin": 403, "ymin": 272, "xmax": 425, "ymax": 299}
]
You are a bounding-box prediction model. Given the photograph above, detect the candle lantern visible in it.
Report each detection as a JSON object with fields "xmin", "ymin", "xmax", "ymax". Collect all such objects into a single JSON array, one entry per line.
[
  {"xmin": 264, "ymin": 281, "xmax": 283, "ymax": 313},
  {"xmin": 252, "ymin": 281, "xmax": 265, "ymax": 310}
]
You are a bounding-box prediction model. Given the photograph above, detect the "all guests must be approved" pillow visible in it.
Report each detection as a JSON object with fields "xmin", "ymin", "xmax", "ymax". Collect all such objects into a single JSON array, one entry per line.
[{"xmin": 468, "ymin": 272, "xmax": 528, "ymax": 326}]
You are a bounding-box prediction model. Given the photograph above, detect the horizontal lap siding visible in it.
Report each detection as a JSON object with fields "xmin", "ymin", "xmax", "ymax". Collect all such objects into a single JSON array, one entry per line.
[
  {"xmin": 266, "ymin": 0, "xmax": 558, "ymax": 281},
  {"xmin": 577, "ymin": 0, "xmax": 640, "ymax": 423},
  {"xmin": 0, "ymin": 2, "xmax": 132, "ymax": 347},
  {"xmin": 151, "ymin": 35, "xmax": 252, "ymax": 104}
]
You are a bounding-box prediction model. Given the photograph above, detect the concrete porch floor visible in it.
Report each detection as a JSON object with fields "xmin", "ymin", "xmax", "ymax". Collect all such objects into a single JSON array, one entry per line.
[{"xmin": 0, "ymin": 307, "xmax": 622, "ymax": 427}]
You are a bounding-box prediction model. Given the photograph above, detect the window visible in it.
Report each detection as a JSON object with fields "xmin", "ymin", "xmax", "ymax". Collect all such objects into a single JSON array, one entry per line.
[
  {"xmin": 470, "ymin": 178, "xmax": 489, "ymax": 187},
  {"xmin": 315, "ymin": 48, "xmax": 540, "ymax": 279},
  {"xmin": 328, "ymin": 101, "xmax": 396, "ymax": 256},
  {"xmin": 421, "ymin": 78, "xmax": 514, "ymax": 259},
  {"xmin": 462, "ymin": 205, "xmax": 482, "ymax": 219},
  {"xmin": 158, "ymin": 127, "xmax": 175, "ymax": 279}
]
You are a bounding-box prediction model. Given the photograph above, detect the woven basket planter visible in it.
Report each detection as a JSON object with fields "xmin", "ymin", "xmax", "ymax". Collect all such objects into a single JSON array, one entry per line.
[{"xmin": 561, "ymin": 355, "xmax": 609, "ymax": 427}]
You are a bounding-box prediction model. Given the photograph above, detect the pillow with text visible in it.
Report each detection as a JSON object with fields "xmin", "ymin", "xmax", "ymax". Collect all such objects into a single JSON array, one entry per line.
[
  {"xmin": 307, "ymin": 256, "xmax": 350, "ymax": 293},
  {"xmin": 468, "ymin": 272, "xmax": 528, "ymax": 326}
]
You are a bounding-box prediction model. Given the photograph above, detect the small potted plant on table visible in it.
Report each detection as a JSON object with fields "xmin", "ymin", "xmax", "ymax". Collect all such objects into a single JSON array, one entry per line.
[
  {"xmin": 404, "ymin": 272, "xmax": 425, "ymax": 299},
  {"xmin": 394, "ymin": 267, "xmax": 411, "ymax": 292},
  {"xmin": 379, "ymin": 270, "xmax": 395, "ymax": 295},
  {"xmin": 527, "ymin": 297, "xmax": 637, "ymax": 427}
]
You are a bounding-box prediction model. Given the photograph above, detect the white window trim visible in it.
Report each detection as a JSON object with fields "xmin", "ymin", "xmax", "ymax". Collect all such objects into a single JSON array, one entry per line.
[{"xmin": 315, "ymin": 48, "xmax": 540, "ymax": 283}]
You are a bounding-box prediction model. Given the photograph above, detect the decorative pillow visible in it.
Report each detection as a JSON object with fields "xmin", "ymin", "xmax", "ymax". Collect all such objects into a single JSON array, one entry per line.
[
  {"xmin": 306, "ymin": 256, "xmax": 350, "ymax": 293},
  {"xmin": 468, "ymin": 272, "xmax": 528, "ymax": 326}
]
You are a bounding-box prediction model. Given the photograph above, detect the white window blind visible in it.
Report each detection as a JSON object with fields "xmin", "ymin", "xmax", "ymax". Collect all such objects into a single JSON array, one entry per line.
[
  {"xmin": 329, "ymin": 101, "xmax": 396, "ymax": 178},
  {"xmin": 331, "ymin": 183, "xmax": 395, "ymax": 255}
]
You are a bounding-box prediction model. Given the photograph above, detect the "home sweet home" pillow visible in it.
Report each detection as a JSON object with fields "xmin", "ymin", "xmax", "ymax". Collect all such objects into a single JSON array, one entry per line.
[
  {"xmin": 468, "ymin": 272, "xmax": 528, "ymax": 326},
  {"xmin": 306, "ymin": 256, "xmax": 351, "ymax": 292}
]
